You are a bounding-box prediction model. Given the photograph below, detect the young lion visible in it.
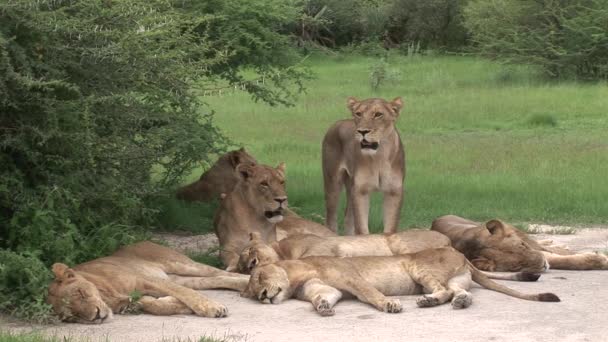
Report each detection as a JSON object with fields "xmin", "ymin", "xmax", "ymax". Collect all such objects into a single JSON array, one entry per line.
[
  {"xmin": 214, "ymin": 162, "xmax": 335, "ymax": 271},
  {"xmin": 241, "ymin": 247, "xmax": 560, "ymax": 316},
  {"xmin": 47, "ymin": 242, "xmax": 249, "ymax": 323},
  {"xmin": 432, "ymin": 215, "xmax": 608, "ymax": 271},
  {"xmin": 176, "ymin": 148, "xmax": 257, "ymax": 202},
  {"xmin": 322, "ymin": 97, "xmax": 406, "ymax": 235}
]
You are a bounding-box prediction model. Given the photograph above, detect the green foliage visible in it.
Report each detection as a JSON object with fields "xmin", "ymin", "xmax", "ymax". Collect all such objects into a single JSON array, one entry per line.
[
  {"xmin": 464, "ymin": 0, "xmax": 608, "ymax": 80},
  {"xmin": 369, "ymin": 58, "xmax": 402, "ymax": 91},
  {"xmin": 188, "ymin": 249, "xmax": 223, "ymax": 269},
  {"xmin": 0, "ymin": 0, "xmax": 306, "ymax": 320},
  {"xmin": 527, "ymin": 114, "xmax": 558, "ymax": 128}
]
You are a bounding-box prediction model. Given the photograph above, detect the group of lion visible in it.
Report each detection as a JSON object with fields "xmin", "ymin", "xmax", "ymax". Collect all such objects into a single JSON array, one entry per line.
[{"xmin": 47, "ymin": 97, "xmax": 607, "ymax": 324}]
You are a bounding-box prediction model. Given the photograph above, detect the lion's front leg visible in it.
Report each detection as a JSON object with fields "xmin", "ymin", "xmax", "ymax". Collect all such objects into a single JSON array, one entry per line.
[
  {"xmin": 139, "ymin": 296, "xmax": 193, "ymax": 316},
  {"xmin": 352, "ymin": 187, "xmax": 371, "ymax": 235},
  {"xmin": 169, "ymin": 275, "xmax": 249, "ymax": 292},
  {"xmin": 329, "ymin": 275, "xmax": 402, "ymax": 313},
  {"xmin": 543, "ymin": 251, "xmax": 608, "ymax": 270},
  {"xmin": 296, "ymin": 278, "xmax": 343, "ymax": 316},
  {"xmin": 139, "ymin": 279, "xmax": 228, "ymax": 318},
  {"xmin": 382, "ymin": 185, "xmax": 403, "ymax": 234}
]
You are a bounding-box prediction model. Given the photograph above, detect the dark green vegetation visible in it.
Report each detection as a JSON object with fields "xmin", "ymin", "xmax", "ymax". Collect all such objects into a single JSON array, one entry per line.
[
  {"xmin": 0, "ymin": 0, "xmax": 305, "ymax": 321},
  {"xmin": 1, "ymin": 0, "xmax": 607, "ymax": 323}
]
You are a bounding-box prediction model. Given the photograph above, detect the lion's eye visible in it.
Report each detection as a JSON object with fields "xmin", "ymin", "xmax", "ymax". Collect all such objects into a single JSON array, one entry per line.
[
  {"xmin": 260, "ymin": 181, "xmax": 269, "ymax": 188},
  {"xmin": 374, "ymin": 112, "xmax": 383, "ymax": 118},
  {"xmin": 280, "ymin": 180, "xmax": 285, "ymax": 185},
  {"xmin": 354, "ymin": 112, "xmax": 362, "ymax": 117}
]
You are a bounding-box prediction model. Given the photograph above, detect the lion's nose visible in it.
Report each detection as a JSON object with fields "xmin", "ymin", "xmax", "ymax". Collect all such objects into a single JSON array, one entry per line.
[
  {"xmin": 274, "ymin": 197, "xmax": 287, "ymax": 205},
  {"xmin": 357, "ymin": 129, "xmax": 371, "ymax": 136}
]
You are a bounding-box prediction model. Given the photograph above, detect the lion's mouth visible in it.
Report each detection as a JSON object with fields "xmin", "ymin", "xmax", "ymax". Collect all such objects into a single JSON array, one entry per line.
[
  {"xmin": 264, "ymin": 209, "xmax": 283, "ymax": 219},
  {"xmin": 360, "ymin": 140, "xmax": 379, "ymax": 150}
]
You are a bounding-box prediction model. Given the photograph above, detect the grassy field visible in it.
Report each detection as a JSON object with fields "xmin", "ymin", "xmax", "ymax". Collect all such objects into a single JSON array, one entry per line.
[{"xmin": 173, "ymin": 53, "xmax": 608, "ymax": 234}]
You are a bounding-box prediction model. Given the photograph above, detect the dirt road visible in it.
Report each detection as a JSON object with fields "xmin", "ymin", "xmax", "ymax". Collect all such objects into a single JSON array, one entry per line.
[{"xmin": 3, "ymin": 229, "xmax": 607, "ymax": 342}]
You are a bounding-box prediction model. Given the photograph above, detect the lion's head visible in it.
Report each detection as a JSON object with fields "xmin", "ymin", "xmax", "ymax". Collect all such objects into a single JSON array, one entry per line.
[
  {"xmin": 241, "ymin": 264, "xmax": 291, "ymax": 304},
  {"xmin": 347, "ymin": 97, "xmax": 403, "ymax": 154},
  {"xmin": 238, "ymin": 232, "xmax": 281, "ymax": 273},
  {"xmin": 47, "ymin": 263, "xmax": 114, "ymax": 324},
  {"xmin": 463, "ymin": 220, "xmax": 549, "ymax": 273},
  {"xmin": 235, "ymin": 163, "xmax": 287, "ymax": 223}
]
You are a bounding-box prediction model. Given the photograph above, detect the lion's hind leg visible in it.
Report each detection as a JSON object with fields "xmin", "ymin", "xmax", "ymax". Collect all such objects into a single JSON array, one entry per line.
[
  {"xmin": 413, "ymin": 272, "xmax": 455, "ymax": 308},
  {"xmin": 447, "ymin": 272, "xmax": 473, "ymax": 309},
  {"xmin": 297, "ymin": 278, "xmax": 343, "ymax": 316},
  {"xmin": 139, "ymin": 296, "xmax": 193, "ymax": 316}
]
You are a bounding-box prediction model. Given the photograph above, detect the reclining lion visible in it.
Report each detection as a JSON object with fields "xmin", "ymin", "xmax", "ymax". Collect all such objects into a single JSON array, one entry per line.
[
  {"xmin": 432, "ymin": 215, "xmax": 608, "ymax": 271},
  {"xmin": 241, "ymin": 247, "xmax": 560, "ymax": 316},
  {"xmin": 176, "ymin": 148, "xmax": 257, "ymax": 202},
  {"xmin": 239, "ymin": 231, "xmax": 542, "ymax": 282},
  {"xmin": 47, "ymin": 242, "xmax": 249, "ymax": 323},
  {"xmin": 214, "ymin": 162, "xmax": 335, "ymax": 271}
]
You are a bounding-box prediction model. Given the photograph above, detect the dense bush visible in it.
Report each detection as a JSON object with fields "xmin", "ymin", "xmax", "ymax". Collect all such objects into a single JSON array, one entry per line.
[
  {"xmin": 293, "ymin": 0, "xmax": 469, "ymax": 49},
  {"xmin": 464, "ymin": 0, "xmax": 608, "ymax": 80},
  {"xmin": 0, "ymin": 0, "xmax": 305, "ymax": 320}
]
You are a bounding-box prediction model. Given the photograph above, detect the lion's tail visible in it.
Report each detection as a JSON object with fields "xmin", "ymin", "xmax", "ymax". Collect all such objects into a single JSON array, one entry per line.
[
  {"xmin": 468, "ymin": 260, "xmax": 560, "ymax": 302},
  {"xmin": 480, "ymin": 270, "xmax": 541, "ymax": 282}
]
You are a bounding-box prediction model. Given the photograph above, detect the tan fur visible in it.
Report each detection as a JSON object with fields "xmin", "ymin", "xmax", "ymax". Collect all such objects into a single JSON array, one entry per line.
[
  {"xmin": 47, "ymin": 242, "xmax": 249, "ymax": 323},
  {"xmin": 432, "ymin": 215, "xmax": 608, "ymax": 271},
  {"xmin": 322, "ymin": 97, "xmax": 406, "ymax": 235},
  {"xmin": 241, "ymin": 247, "xmax": 560, "ymax": 316},
  {"xmin": 238, "ymin": 230, "xmax": 450, "ymax": 273},
  {"xmin": 213, "ymin": 163, "xmax": 335, "ymax": 272},
  {"xmin": 176, "ymin": 148, "xmax": 257, "ymax": 202}
]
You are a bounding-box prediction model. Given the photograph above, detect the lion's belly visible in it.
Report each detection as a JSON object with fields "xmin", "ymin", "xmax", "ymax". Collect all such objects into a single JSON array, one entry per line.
[{"xmin": 356, "ymin": 262, "xmax": 420, "ymax": 296}]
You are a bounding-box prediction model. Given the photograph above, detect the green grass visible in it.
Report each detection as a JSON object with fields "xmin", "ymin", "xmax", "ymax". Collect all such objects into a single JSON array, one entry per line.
[{"xmin": 177, "ymin": 53, "xmax": 608, "ymax": 233}]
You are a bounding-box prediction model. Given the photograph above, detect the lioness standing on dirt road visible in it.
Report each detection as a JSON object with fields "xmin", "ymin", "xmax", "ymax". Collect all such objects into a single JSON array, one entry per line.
[{"xmin": 322, "ymin": 97, "xmax": 405, "ymax": 235}]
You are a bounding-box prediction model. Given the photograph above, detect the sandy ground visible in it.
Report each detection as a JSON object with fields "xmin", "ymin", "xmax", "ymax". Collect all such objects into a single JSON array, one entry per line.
[{"xmin": 3, "ymin": 229, "xmax": 608, "ymax": 342}]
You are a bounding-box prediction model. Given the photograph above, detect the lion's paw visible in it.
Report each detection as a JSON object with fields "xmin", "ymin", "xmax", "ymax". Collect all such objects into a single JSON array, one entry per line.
[
  {"xmin": 316, "ymin": 299, "xmax": 335, "ymax": 317},
  {"xmin": 416, "ymin": 295, "xmax": 440, "ymax": 308},
  {"xmin": 382, "ymin": 298, "xmax": 402, "ymax": 313},
  {"xmin": 451, "ymin": 292, "xmax": 473, "ymax": 309},
  {"xmin": 192, "ymin": 302, "xmax": 228, "ymax": 318}
]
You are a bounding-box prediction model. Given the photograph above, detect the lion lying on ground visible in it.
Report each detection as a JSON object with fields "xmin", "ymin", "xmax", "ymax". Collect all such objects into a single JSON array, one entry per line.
[
  {"xmin": 176, "ymin": 148, "xmax": 257, "ymax": 202},
  {"xmin": 432, "ymin": 215, "xmax": 608, "ymax": 271},
  {"xmin": 47, "ymin": 242, "xmax": 249, "ymax": 323},
  {"xmin": 214, "ymin": 162, "xmax": 335, "ymax": 272},
  {"xmin": 239, "ymin": 231, "xmax": 542, "ymax": 282},
  {"xmin": 241, "ymin": 247, "xmax": 560, "ymax": 316}
]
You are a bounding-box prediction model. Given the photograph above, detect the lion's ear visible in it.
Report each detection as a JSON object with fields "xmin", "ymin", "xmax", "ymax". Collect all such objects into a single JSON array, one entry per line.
[
  {"xmin": 486, "ymin": 219, "xmax": 505, "ymax": 237},
  {"xmin": 236, "ymin": 164, "xmax": 255, "ymax": 180},
  {"xmin": 347, "ymin": 97, "xmax": 359, "ymax": 111},
  {"xmin": 471, "ymin": 257, "xmax": 496, "ymax": 272},
  {"xmin": 52, "ymin": 263, "xmax": 75, "ymax": 280},
  {"xmin": 249, "ymin": 232, "xmax": 262, "ymax": 241},
  {"xmin": 276, "ymin": 162, "xmax": 286, "ymax": 177},
  {"xmin": 390, "ymin": 97, "xmax": 404, "ymax": 114},
  {"xmin": 229, "ymin": 150, "xmax": 243, "ymax": 168}
]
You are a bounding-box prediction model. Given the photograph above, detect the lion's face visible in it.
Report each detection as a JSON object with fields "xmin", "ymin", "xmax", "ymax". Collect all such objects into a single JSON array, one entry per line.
[
  {"xmin": 468, "ymin": 220, "xmax": 549, "ymax": 273},
  {"xmin": 47, "ymin": 263, "xmax": 113, "ymax": 324},
  {"xmin": 347, "ymin": 97, "xmax": 403, "ymax": 155},
  {"xmin": 238, "ymin": 233, "xmax": 281, "ymax": 273},
  {"xmin": 235, "ymin": 163, "xmax": 287, "ymax": 223},
  {"xmin": 241, "ymin": 264, "xmax": 291, "ymax": 304}
]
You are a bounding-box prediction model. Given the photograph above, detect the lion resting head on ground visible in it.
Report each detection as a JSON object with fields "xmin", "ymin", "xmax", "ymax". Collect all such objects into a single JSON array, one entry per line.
[
  {"xmin": 432, "ymin": 215, "xmax": 608, "ymax": 271},
  {"xmin": 432, "ymin": 215, "xmax": 550, "ymax": 272},
  {"xmin": 47, "ymin": 242, "xmax": 248, "ymax": 323},
  {"xmin": 241, "ymin": 248, "xmax": 559, "ymax": 316},
  {"xmin": 176, "ymin": 148, "xmax": 257, "ymax": 202}
]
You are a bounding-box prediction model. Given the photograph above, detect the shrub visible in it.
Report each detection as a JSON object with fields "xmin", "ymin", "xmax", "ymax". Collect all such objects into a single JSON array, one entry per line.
[
  {"xmin": 0, "ymin": 0, "xmax": 306, "ymax": 320},
  {"xmin": 464, "ymin": 0, "xmax": 608, "ymax": 80}
]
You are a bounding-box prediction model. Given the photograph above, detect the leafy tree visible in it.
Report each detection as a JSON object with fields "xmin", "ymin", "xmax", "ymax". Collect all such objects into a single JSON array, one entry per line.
[
  {"xmin": 0, "ymin": 0, "xmax": 306, "ymax": 320},
  {"xmin": 464, "ymin": 0, "xmax": 608, "ymax": 79}
]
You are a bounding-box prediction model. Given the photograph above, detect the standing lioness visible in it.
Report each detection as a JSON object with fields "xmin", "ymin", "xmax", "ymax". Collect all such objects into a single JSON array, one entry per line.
[{"xmin": 322, "ymin": 97, "xmax": 405, "ymax": 235}]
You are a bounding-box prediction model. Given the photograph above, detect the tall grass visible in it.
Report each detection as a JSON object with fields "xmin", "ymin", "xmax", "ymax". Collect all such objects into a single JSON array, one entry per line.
[{"xmin": 176, "ymin": 53, "xmax": 608, "ymax": 233}]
